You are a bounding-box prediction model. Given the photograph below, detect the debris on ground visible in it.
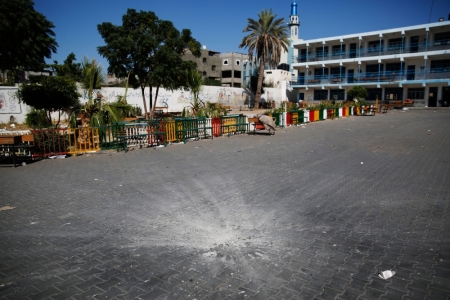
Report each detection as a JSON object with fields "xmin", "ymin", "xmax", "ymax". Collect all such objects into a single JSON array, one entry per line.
[
  {"xmin": 0, "ymin": 206, "xmax": 15, "ymax": 211},
  {"xmin": 378, "ymin": 270, "xmax": 395, "ymax": 280}
]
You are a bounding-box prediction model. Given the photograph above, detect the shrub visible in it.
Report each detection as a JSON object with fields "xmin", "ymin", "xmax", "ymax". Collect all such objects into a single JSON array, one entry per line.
[{"xmin": 25, "ymin": 108, "xmax": 52, "ymax": 129}]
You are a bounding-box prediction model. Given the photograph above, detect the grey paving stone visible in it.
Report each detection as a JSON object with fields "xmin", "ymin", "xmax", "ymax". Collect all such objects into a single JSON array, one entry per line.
[{"xmin": 1, "ymin": 110, "xmax": 449, "ymax": 299}]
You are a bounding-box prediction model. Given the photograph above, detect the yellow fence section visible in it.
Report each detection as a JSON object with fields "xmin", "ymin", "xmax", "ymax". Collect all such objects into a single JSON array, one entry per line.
[
  {"xmin": 68, "ymin": 127, "xmax": 100, "ymax": 155},
  {"xmin": 222, "ymin": 117, "xmax": 237, "ymax": 135},
  {"xmin": 314, "ymin": 110, "xmax": 319, "ymax": 121},
  {"xmin": 164, "ymin": 120, "xmax": 178, "ymax": 143}
]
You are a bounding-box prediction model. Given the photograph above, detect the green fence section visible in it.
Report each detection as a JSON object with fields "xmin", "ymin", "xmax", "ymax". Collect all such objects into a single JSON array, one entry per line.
[
  {"xmin": 220, "ymin": 114, "xmax": 248, "ymax": 137},
  {"xmin": 175, "ymin": 117, "xmax": 213, "ymax": 143}
]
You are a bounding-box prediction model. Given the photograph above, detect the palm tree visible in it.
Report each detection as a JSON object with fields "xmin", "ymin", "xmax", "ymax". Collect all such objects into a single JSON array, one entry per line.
[
  {"xmin": 80, "ymin": 57, "xmax": 104, "ymax": 101},
  {"xmin": 70, "ymin": 57, "xmax": 120, "ymax": 127},
  {"xmin": 185, "ymin": 68, "xmax": 203, "ymax": 115},
  {"xmin": 239, "ymin": 9, "xmax": 289, "ymax": 108}
]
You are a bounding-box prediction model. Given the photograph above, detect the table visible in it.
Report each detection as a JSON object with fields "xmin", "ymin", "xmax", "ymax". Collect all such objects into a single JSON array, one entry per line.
[{"xmin": 0, "ymin": 135, "xmax": 34, "ymax": 167}]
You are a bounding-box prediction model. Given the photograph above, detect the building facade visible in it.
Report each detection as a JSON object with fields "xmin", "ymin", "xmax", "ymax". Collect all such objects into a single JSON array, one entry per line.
[
  {"xmin": 291, "ymin": 20, "xmax": 450, "ymax": 107},
  {"xmin": 219, "ymin": 52, "xmax": 248, "ymax": 88},
  {"xmin": 183, "ymin": 48, "xmax": 222, "ymax": 82},
  {"xmin": 183, "ymin": 48, "xmax": 248, "ymax": 87}
]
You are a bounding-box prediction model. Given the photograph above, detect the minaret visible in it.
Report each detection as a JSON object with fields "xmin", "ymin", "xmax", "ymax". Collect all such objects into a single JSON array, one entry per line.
[{"xmin": 289, "ymin": 0, "xmax": 299, "ymax": 40}]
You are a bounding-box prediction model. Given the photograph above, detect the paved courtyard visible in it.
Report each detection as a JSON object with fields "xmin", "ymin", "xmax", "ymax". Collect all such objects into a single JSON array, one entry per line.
[{"xmin": 0, "ymin": 109, "xmax": 449, "ymax": 300}]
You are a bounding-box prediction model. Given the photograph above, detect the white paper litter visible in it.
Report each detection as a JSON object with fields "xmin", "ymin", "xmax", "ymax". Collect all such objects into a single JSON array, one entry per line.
[
  {"xmin": 378, "ymin": 270, "xmax": 395, "ymax": 279},
  {"xmin": 0, "ymin": 206, "xmax": 15, "ymax": 211},
  {"xmin": 48, "ymin": 155, "xmax": 66, "ymax": 159}
]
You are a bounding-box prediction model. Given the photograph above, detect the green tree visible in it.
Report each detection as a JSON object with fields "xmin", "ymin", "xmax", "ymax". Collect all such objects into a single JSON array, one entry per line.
[
  {"xmin": 347, "ymin": 85, "xmax": 368, "ymax": 102},
  {"xmin": 0, "ymin": 0, "xmax": 58, "ymax": 73},
  {"xmin": 80, "ymin": 57, "xmax": 104, "ymax": 101},
  {"xmin": 49, "ymin": 53, "xmax": 82, "ymax": 81},
  {"xmin": 184, "ymin": 69, "xmax": 203, "ymax": 115},
  {"xmin": 71, "ymin": 57, "xmax": 120, "ymax": 127},
  {"xmin": 202, "ymin": 77, "xmax": 222, "ymax": 86},
  {"xmin": 97, "ymin": 9, "xmax": 201, "ymax": 118},
  {"xmin": 17, "ymin": 76, "xmax": 80, "ymax": 127},
  {"xmin": 239, "ymin": 9, "xmax": 289, "ymax": 108}
]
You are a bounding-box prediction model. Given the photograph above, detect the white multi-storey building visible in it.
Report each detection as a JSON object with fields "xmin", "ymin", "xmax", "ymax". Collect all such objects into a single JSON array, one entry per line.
[{"xmin": 291, "ymin": 20, "xmax": 450, "ymax": 107}]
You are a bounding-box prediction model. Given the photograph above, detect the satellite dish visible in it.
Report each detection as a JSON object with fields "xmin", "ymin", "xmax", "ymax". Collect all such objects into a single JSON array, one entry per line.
[{"xmin": 202, "ymin": 45, "xmax": 207, "ymax": 49}]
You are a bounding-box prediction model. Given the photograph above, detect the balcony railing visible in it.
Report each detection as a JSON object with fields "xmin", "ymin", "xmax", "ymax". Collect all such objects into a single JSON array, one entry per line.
[
  {"xmin": 296, "ymin": 40, "xmax": 450, "ymax": 63},
  {"xmin": 290, "ymin": 70, "xmax": 450, "ymax": 85}
]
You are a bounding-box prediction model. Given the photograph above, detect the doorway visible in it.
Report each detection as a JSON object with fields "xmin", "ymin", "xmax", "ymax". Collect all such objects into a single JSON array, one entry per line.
[
  {"xmin": 428, "ymin": 87, "xmax": 438, "ymax": 107},
  {"xmin": 407, "ymin": 65, "xmax": 415, "ymax": 80},
  {"xmin": 441, "ymin": 86, "xmax": 450, "ymax": 107}
]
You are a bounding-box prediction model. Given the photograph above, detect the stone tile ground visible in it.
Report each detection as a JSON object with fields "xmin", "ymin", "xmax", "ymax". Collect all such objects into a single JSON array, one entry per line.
[{"xmin": 0, "ymin": 109, "xmax": 449, "ymax": 299}]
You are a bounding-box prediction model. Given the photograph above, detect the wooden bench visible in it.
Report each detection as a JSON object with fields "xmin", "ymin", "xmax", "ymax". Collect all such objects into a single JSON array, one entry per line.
[
  {"xmin": 404, "ymin": 99, "xmax": 414, "ymax": 106},
  {"xmin": 362, "ymin": 106, "xmax": 376, "ymax": 116},
  {"xmin": 154, "ymin": 106, "xmax": 169, "ymax": 114},
  {"xmin": 380, "ymin": 103, "xmax": 391, "ymax": 113},
  {"xmin": 219, "ymin": 105, "xmax": 232, "ymax": 112},
  {"xmin": 248, "ymin": 117, "xmax": 275, "ymax": 135},
  {"xmin": 391, "ymin": 100, "xmax": 404, "ymax": 109}
]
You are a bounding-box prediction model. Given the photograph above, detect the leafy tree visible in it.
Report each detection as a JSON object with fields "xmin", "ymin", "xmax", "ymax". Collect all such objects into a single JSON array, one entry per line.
[
  {"xmin": 49, "ymin": 53, "xmax": 82, "ymax": 81},
  {"xmin": 97, "ymin": 9, "xmax": 201, "ymax": 118},
  {"xmin": 25, "ymin": 108, "xmax": 52, "ymax": 129},
  {"xmin": 0, "ymin": 0, "xmax": 58, "ymax": 73},
  {"xmin": 239, "ymin": 9, "xmax": 289, "ymax": 108},
  {"xmin": 17, "ymin": 76, "xmax": 80, "ymax": 127},
  {"xmin": 69, "ymin": 58, "xmax": 121, "ymax": 127},
  {"xmin": 202, "ymin": 77, "xmax": 222, "ymax": 86},
  {"xmin": 347, "ymin": 85, "xmax": 368, "ymax": 102}
]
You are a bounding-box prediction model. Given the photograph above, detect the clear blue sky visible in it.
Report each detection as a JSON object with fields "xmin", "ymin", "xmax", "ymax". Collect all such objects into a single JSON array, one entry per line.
[{"xmin": 34, "ymin": 0, "xmax": 450, "ymax": 74}]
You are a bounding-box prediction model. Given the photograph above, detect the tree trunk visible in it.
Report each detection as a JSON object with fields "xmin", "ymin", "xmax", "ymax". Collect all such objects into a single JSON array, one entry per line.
[
  {"xmin": 149, "ymin": 86, "xmax": 154, "ymax": 119},
  {"xmin": 255, "ymin": 60, "xmax": 266, "ymax": 108},
  {"xmin": 141, "ymin": 86, "xmax": 148, "ymax": 119},
  {"xmin": 152, "ymin": 86, "xmax": 160, "ymax": 119}
]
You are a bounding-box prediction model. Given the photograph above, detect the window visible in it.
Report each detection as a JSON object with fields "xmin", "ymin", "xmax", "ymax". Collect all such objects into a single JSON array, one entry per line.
[
  {"xmin": 365, "ymin": 64, "xmax": 383, "ymax": 77},
  {"xmin": 385, "ymin": 63, "xmax": 404, "ymax": 76},
  {"xmin": 235, "ymin": 60, "xmax": 240, "ymax": 66},
  {"xmin": 330, "ymin": 89, "xmax": 345, "ymax": 100},
  {"xmin": 314, "ymin": 90, "xmax": 328, "ymax": 100},
  {"xmin": 366, "ymin": 88, "xmax": 382, "ymax": 100},
  {"xmin": 211, "ymin": 65, "xmax": 216, "ymax": 72},
  {"xmin": 368, "ymin": 40, "xmax": 383, "ymax": 53},
  {"xmin": 349, "ymin": 43, "xmax": 357, "ymax": 58},
  {"xmin": 385, "ymin": 88, "xmax": 403, "ymax": 100},
  {"xmin": 202, "ymin": 71, "xmax": 207, "ymax": 76},
  {"xmin": 407, "ymin": 88, "xmax": 425, "ymax": 99},
  {"xmin": 330, "ymin": 67, "xmax": 346, "ymax": 78},
  {"xmin": 223, "ymin": 59, "xmax": 228, "ymax": 65},
  {"xmin": 202, "ymin": 57, "xmax": 207, "ymax": 63},
  {"xmin": 316, "ymin": 46, "xmax": 329, "ymax": 57},
  {"xmin": 222, "ymin": 70, "xmax": 232, "ymax": 78},
  {"xmin": 434, "ymin": 32, "xmax": 450, "ymax": 45},
  {"xmin": 388, "ymin": 38, "xmax": 403, "ymax": 51},
  {"xmin": 266, "ymin": 71, "xmax": 272, "ymax": 74},
  {"xmin": 332, "ymin": 45, "xmax": 345, "ymax": 56},
  {"xmin": 314, "ymin": 67, "xmax": 328, "ymax": 79},
  {"xmin": 430, "ymin": 59, "xmax": 450, "ymax": 72},
  {"xmin": 234, "ymin": 70, "xmax": 241, "ymax": 78}
]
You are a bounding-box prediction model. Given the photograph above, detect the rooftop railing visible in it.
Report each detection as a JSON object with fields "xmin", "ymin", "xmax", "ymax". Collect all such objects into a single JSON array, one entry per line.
[
  {"xmin": 295, "ymin": 40, "xmax": 450, "ymax": 63},
  {"xmin": 290, "ymin": 70, "xmax": 450, "ymax": 85}
]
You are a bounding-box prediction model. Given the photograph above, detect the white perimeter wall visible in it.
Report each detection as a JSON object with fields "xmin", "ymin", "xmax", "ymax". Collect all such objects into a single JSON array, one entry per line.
[{"xmin": 0, "ymin": 85, "xmax": 286, "ymax": 124}]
